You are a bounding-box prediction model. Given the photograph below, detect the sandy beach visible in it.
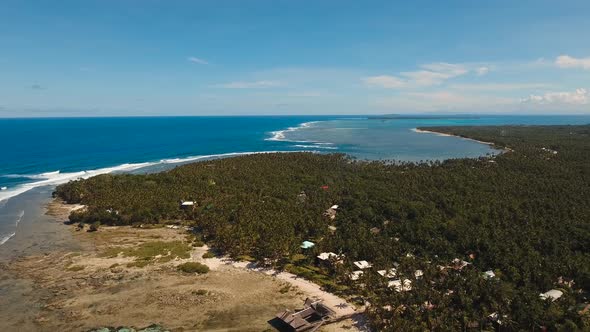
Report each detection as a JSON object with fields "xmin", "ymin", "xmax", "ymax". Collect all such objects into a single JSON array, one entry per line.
[
  {"xmin": 0, "ymin": 196, "xmax": 366, "ymax": 332},
  {"xmin": 411, "ymin": 127, "xmax": 496, "ymax": 146}
]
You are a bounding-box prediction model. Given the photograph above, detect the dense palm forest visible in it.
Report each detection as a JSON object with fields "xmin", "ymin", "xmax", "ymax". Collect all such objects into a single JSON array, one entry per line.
[{"xmin": 55, "ymin": 125, "xmax": 590, "ymax": 330}]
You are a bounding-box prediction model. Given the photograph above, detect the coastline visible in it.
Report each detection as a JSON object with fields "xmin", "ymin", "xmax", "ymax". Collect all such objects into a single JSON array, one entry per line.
[
  {"xmin": 411, "ymin": 127, "xmax": 512, "ymax": 152},
  {"xmin": 0, "ymin": 198, "xmax": 366, "ymax": 331}
]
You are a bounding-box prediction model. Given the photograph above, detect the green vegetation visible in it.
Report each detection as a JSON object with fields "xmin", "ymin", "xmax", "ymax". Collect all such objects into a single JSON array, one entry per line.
[
  {"xmin": 202, "ymin": 251, "xmax": 215, "ymax": 259},
  {"xmin": 55, "ymin": 125, "xmax": 590, "ymax": 330},
  {"xmin": 100, "ymin": 241, "xmax": 191, "ymax": 267},
  {"xmin": 67, "ymin": 265, "xmax": 85, "ymax": 272},
  {"xmin": 177, "ymin": 262, "xmax": 210, "ymax": 274}
]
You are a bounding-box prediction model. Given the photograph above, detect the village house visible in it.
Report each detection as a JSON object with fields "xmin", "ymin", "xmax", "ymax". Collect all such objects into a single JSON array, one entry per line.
[
  {"xmin": 414, "ymin": 270, "xmax": 424, "ymax": 279},
  {"xmin": 272, "ymin": 298, "xmax": 336, "ymax": 332},
  {"xmin": 450, "ymin": 258, "xmax": 472, "ymax": 271},
  {"xmin": 388, "ymin": 279, "xmax": 412, "ymax": 292},
  {"xmin": 540, "ymin": 289, "xmax": 563, "ymax": 301},
  {"xmin": 377, "ymin": 268, "xmax": 397, "ymax": 279},
  {"xmin": 180, "ymin": 200, "xmax": 195, "ymax": 210},
  {"xmin": 350, "ymin": 270, "xmax": 364, "ymax": 281},
  {"xmin": 300, "ymin": 241, "xmax": 315, "ymax": 249},
  {"xmin": 353, "ymin": 260, "xmax": 372, "ymax": 270},
  {"xmin": 316, "ymin": 252, "xmax": 342, "ymax": 266},
  {"xmin": 323, "ymin": 205, "xmax": 338, "ymax": 220}
]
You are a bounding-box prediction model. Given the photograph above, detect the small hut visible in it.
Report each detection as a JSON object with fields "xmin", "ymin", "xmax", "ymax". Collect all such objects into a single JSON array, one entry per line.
[
  {"xmin": 322, "ymin": 205, "xmax": 339, "ymax": 220},
  {"xmin": 300, "ymin": 241, "xmax": 315, "ymax": 249},
  {"xmin": 353, "ymin": 260, "xmax": 372, "ymax": 270},
  {"xmin": 180, "ymin": 200, "xmax": 195, "ymax": 210},
  {"xmin": 540, "ymin": 289, "xmax": 563, "ymax": 301}
]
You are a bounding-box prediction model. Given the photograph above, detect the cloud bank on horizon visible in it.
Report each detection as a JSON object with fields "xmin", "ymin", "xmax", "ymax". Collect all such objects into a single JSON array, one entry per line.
[{"xmin": 0, "ymin": 1, "xmax": 589, "ymax": 117}]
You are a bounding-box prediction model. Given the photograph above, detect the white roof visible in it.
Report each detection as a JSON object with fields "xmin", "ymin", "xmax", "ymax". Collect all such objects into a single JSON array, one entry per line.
[
  {"xmin": 540, "ymin": 289, "xmax": 563, "ymax": 301},
  {"xmin": 414, "ymin": 270, "xmax": 424, "ymax": 278},
  {"xmin": 377, "ymin": 268, "xmax": 397, "ymax": 278},
  {"xmin": 451, "ymin": 258, "xmax": 471, "ymax": 269},
  {"xmin": 388, "ymin": 279, "xmax": 412, "ymax": 292},
  {"xmin": 181, "ymin": 201, "xmax": 195, "ymax": 206},
  {"xmin": 483, "ymin": 270, "xmax": 495, "ymax": 279},
  {"xmin": 353, "ymin": 260, "xmax": 372, "ymax": 269},
  {"xmin": 317, "ymin": 252, "xmax": 338, "ymax": 260},
  {"xmin": 330, "ymin": 205, "xmax": 339, "ymax": 210},
  {"xmin": 350, "ymin": 270, "xmax": 364, "ymax": 281}
]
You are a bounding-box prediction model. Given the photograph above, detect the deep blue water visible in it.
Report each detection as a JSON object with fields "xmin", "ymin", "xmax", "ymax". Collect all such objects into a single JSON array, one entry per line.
[{"xmin": 1, "ymin": 114, "xmax": 589, "ymax": 245}]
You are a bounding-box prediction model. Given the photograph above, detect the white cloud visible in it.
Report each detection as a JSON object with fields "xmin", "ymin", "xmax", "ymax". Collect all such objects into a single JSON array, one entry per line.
[
  {"xmin": 521, "ymin": 88, "xmax": 588, "ymax": 105},
  {"xmin": 187, "ymin": 56, "xmax": 208, "ymax": 65},
  {"xmin": 373, "ymin": 91, "xmax": 515, "ymax": 112},
  {"xmin": 214, "ymin": 80, "xmax": 283, "ymax": 89},
  {"xmin": 363, "ymin": 62, "xmax": 472, "ymax": 89},
  {"xmin": 555, "ymin": 55, "xmax": 590, "ymax": 70},
  {"xmin": 476, "ymin": 66, "xmax": 490, "ymax": 76},
  {"xmin": 449, "ymin": 83, "xmax": 553, "ymax": 91},
  {"xmin": 362, "ymin": 75, "xmax": 406, "ymax": 88}
]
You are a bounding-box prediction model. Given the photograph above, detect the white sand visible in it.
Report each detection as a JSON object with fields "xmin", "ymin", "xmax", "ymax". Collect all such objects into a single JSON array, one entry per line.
[{"xmin": 193, "ymin": 245, "xmax": 368, "ymax": 331}]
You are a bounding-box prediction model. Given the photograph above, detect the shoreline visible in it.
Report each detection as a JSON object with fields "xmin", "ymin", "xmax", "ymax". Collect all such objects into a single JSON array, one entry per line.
[
  {"xmin": 411, "ymin": 127, "xmax": 513, "ymax": 153},
  {"xmin": 0, "ymin": 150, "xmax": 299, "ymax": 209},
  {"xmin": 0, "ymin": 198, "xmax": 366, "ymax": 331},
  {"xmin": 412, "ymin": 127, "xmax": 494, "ymax": 146}
]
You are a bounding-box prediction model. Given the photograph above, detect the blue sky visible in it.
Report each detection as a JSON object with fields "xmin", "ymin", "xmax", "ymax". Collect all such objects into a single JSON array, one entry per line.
[{"xmin": 1, "ymin": 0, "xmax": 589, "ymax": 117}]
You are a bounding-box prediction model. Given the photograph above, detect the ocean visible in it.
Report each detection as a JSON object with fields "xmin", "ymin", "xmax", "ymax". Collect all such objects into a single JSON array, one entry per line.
[{"xmin": 1, "ymin": 114, "xmax": 589, "ymax": 246}]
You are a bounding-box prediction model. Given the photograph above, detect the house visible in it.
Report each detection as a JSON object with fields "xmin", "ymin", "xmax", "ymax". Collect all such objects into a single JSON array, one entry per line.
[
  {"xmin": 316, "ymin": 252, "xmax": 343, "ymax": 266},
  {"xmin": 369, "ymin": 227, "xmax": 381, "ymax": 234},
  {"xmin": 180, "ymin": 200, "xmax": 195, "ymax": 209},
  {"xmin": 388, "ymin": 279, "xmax": 412, "ymax": 292},
  {"xmin": 540, "ymin": 289, "xmax": 563, "ymax": 301},
  {"xmin": 557, "ymin": 276, "xmax": 575, "ymax": 288},
  {"xmin": 414, "ymin": 270, "xmax": 424, "ymax": 279},
  {"xmin": 327, "ymin": 225, "xmax": 337, "ymax": 233},
  {"xmin": 297, "ymin": 191, "xmax": 307, "ymax": 203},
  {"xmin": 272, "ymin": 298, "xmax": 335, "ymax": 332},
  {"xmin": 316, "ymin": 252, "xmax": 338, "ymax": 261},
  {"xmin": 350, "ymin": 270, "xmax": 364, "ymax": 281},
  {"xmin": 483, "ymin": 270, "xmax": 495, "ymax": 279},
  {"xmin": 323, "ymin": 206, "xmax": 338, "ymax": 220},
  {"xmin": 450, "ymin": 258, "xmax": 471, "ymax": 270},
  {"xmin": 353, "ymin": 260, "xmax": 372, "ymax": 270},
  {"xmin": 377, "ymin": 268, "xmax": 397, "ymax": 279},
  {"xmin": 488, "ymin": 312, "xmax": 506, "ymax": 326},
  {"xmin": 300, "ymin": 241, "xmax": 315, "ymax": 249}
]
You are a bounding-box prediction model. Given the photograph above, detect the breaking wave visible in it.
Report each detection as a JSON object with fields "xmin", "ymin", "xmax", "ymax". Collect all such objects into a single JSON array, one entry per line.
[
  {"xmin": 266, "ymin": 121, "xmax": 322, "ymax": 143},
  {"xmin": 0, "ymin": 210, "xmax": 24, "ymax": 246},
  {"xmin": 0, "ymin": 151, "xmax": 292, "ymax": 204}
]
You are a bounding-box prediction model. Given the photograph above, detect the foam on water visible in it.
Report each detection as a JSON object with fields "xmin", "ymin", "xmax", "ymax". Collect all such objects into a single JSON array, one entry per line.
[
  {"xmin": 0, "ymin": 210, "xmax": 24, "ymax": 246},
  {"xmin": 266, "ymin": 121, "xmax": 325, "ymax": 143},
  {"xmin": 0, "ymin": 232, "xmax": 15, "ymax": 246},
  {"xmin": 292, "ymin": 144, "xmax": 338, "ymax": 150}
]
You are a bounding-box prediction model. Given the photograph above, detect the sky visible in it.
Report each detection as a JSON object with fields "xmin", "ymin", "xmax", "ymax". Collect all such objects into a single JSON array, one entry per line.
[{"xmin": 0, "ymin": 0, "xmax": 589, "ymax": 117}]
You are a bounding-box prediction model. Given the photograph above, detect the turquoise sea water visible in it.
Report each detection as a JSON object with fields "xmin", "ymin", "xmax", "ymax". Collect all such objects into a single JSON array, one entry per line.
[{"xmin": 1, "ymin": 114, "xmax": 589, "ymax": 245}]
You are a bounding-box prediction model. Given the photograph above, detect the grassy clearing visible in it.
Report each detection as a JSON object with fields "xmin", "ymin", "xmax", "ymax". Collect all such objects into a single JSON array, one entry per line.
[{"xmin": 100, "ymin": 241, "xmax": 191, "ymax": 268}]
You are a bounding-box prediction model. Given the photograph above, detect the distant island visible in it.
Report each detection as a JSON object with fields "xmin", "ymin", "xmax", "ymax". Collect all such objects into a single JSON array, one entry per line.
[
  {"xmin": 368, "ymin": 114, "xmax": 482, "ymax": 120},
  {"xmin": 48, "ymin": 125, "xmax": 590, "ymax": 330}
]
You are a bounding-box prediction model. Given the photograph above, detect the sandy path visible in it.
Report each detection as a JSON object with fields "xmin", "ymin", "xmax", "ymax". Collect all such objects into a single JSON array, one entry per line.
[{"xmin": 195, "ymin": 246, "xmax": 368, "ymax": 331}]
